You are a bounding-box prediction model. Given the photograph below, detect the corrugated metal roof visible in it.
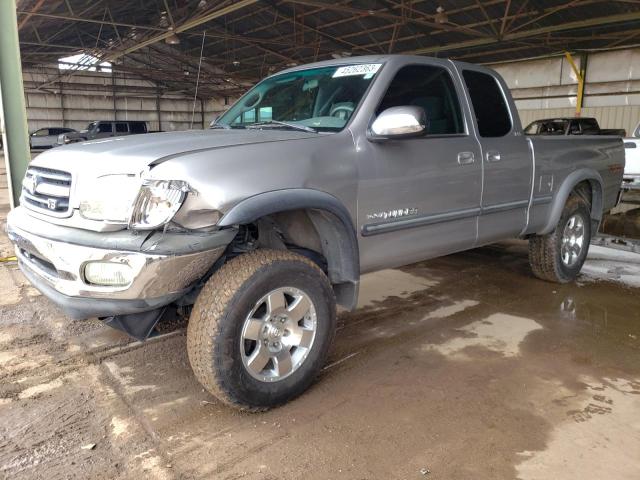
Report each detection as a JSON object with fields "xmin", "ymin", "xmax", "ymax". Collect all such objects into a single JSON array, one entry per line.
[{"xmin": 16, "ymin": 0, "xmax": 640, "ymax": 95}]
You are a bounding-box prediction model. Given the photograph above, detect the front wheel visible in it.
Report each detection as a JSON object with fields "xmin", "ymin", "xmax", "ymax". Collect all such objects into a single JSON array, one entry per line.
[
  {"xmin": 528, "ymin": 193, "xmax": 592, "ymax": 283},
  {"xmin": 187, "ymin": 249, "xmax": 336, "ymax": 411}
]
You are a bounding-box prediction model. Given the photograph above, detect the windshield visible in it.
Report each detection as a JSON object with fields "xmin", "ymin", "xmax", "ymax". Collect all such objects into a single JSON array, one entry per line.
[
  {"xmin": 86, "ymin": 122, "xmax": 97, "ymax": 131},
  {"xmin": 216, "ymin": 63, "xmax": 382, "ymax": 132}
]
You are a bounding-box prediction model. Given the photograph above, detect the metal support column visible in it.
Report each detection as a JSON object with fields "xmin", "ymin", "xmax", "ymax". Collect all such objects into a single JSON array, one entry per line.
[
  {"xmin": 60, "ymin": 81, "xmax": 66, "ymax": 127},
  {"xmin": 579, "ymin": 52, "xmax": 588, "ymax": 112},
  {"xmin": 200, "ymin": 97, "xmax": 205, "ymax": 129},
  {"xmin": 0, "ymin": 0, "xmax": 30, "ymax": 208},
  {"xmin": 156, "ymin": 91, "xmax": 162, "ymax": 131},
  {"xmin": 564, "ymin": 51, "xmax": 586, "ymax": 117},
  {"xmin": 111, "ymin": 69, "xmax": 117, "ymax": 121}
]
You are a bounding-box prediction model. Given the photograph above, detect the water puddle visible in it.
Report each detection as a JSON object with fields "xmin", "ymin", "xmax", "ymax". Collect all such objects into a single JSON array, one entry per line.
[{"xmin": 427, "ymin": 313, "xmax": 543, "ymax": 358}]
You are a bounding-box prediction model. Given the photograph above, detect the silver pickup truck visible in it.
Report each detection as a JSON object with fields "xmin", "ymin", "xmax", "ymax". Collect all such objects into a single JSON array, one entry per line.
[{"xmin": 6, "ymin": 55, "xmax": 624, "ymax": 410}]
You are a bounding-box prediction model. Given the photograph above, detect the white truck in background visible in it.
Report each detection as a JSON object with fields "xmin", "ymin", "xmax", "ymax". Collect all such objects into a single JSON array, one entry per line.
[{"xmin": 624, "ymin": 121, "xmax": 640, "ymax": 189}]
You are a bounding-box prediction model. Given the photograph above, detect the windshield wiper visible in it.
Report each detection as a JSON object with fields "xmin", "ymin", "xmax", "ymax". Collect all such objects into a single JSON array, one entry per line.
[{"xmin": 246, "ymin": 120, "xmax": 317, "ymax": 134}]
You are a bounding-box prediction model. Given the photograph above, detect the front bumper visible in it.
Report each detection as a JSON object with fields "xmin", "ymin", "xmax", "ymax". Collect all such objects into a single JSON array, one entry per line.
[{"xmin": 6, "ymin": 206, "xmax": 236, "ymax": 319}]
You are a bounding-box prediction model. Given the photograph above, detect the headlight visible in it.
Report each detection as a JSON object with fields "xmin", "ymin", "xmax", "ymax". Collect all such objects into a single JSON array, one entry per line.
[
  {"xmin": 79, "ymin": 174, "xmax": 141, "ymax": 222},
  {"xmin": 129, "ymin": 179, "xmax": 189, "ymax": 230}
]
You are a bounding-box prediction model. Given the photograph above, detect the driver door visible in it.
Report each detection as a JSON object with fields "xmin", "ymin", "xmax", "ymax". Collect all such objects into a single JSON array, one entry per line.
[{"xmin": 356, "ymin": 63, "xmax": 482, "ymax": 273}]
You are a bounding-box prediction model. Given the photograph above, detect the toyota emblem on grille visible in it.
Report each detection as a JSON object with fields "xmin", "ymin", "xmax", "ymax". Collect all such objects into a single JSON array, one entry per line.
[{"xmin": 23, "ymin": 174, "xmax": 39, "ymax": 195}]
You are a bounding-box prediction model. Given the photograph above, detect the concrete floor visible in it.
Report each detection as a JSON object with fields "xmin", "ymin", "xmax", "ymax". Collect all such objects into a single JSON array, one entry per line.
[{"xmin": 1, "ymin": 161, "xmax": 639, "ymax": 479}]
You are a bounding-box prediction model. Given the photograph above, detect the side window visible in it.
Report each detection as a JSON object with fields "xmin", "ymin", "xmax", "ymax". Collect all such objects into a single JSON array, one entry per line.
[
  {"xmin": 376, "ymin": 65, "xmax": 464, "ymax": 135},
  {"xmin": 580, "ymin": 119, "xmax": 599, "ymax": 134},
  {"xmin": 97, "ymin": 123, "xmax": 113, "ymax": 133},
  {"xmin": 115, "ymin": 122, "xmax": 128, "ymax": 133},
  {"xmin": 129, "ymin": 122, "xmax": 146, "ymax": 134},
  {"xmin": 34, "ymin": 129, "xmax": 49, "ymax": 136},
  {"xmin": 242, "ymin": 110, "xmax": 256, "ymax": 123},
  {"xmin": 569, "ymin": 120, "xmax": 581, "ymax": 134},
  {"xmin": 258, "ymin": 107, "xmax": 273, "ymax": 122},
  {"xmin": 462, "ymin": 70, "xmax": 512, "ymax": 137}
]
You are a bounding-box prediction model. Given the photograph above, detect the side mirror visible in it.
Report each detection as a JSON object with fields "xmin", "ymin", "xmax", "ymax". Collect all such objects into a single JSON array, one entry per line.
[{"xmin": 368, "ymin": 106, "xmax": 428, "ymax": 141}]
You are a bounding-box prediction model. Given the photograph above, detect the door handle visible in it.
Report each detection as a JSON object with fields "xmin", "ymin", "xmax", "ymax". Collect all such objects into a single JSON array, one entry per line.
[
  {"xmin": 486, "ymin": 151, "xmax": 501, "ymax": 162},
  {"xmin": 457, "ymin": 151, "xmax": 475, "ymax": 165}
]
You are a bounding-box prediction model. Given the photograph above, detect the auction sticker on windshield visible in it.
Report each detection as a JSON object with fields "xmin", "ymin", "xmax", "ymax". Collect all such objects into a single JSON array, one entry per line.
[{"xmin": 333, "ymin": 64, "xmax": 382, "ymax": 78}]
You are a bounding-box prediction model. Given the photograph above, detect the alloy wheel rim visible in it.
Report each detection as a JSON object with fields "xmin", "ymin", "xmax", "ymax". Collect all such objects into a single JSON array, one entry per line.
[
  {"xmin": 240, "ymin": 287, "xmax": 317, "ymax": 382},
  {"xmin": 561, "ymin": 214, "xmax": 585, "ymax": 267}
]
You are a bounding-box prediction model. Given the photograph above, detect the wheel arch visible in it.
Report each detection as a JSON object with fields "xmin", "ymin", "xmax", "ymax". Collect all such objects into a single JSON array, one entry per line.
[
  {"xmin": 219, "ymin": 189, "xmax": 360, "ymax": 310},
  {"xmin": 539, "ymin": 169, "xmax": 603, "ymax": 235}
]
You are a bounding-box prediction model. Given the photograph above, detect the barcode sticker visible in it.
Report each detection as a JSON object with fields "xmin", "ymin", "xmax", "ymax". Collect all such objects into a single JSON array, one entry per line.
[{"xmin": 333, "ymin": 63, "xmax": 382, "ymax": 78}]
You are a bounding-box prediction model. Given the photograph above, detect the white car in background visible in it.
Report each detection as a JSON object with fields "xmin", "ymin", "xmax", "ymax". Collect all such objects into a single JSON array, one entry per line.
[
  {"xmin": 30, "ymin": 127, "xmax": 76, "ymax": 149},
  {"xmin": 624, "ymin": 122, "xmax": 640, "ymax": 189}
]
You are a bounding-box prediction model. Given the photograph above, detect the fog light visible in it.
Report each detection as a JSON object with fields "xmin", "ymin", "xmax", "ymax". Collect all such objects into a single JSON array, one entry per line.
[{"xmin": 84, "ymin": 262, "xmax": 133, "ymax": 286}]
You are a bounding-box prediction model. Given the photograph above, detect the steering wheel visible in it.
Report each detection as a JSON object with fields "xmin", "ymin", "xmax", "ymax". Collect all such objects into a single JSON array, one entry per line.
[{"xmin": 330, "ymin": 103, "xmax": 355, "ymax": 120}]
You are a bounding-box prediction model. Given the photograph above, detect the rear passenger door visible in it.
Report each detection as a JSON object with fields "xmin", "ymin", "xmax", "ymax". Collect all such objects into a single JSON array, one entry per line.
[{"xmin": 461, "ymin": 67, "xmax": 532, "ymax": 244}]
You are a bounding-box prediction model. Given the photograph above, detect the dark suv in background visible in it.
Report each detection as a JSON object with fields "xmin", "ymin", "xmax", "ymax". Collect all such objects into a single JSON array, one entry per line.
[{"xmin": 57, "ymin": 120, "xmax": 148, "ymax": 145}]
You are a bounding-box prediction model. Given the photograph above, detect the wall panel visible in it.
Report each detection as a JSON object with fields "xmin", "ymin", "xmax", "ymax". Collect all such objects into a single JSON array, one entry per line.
[
  {"xmin": 21, "ymin": 66, "xmax": 233, "ymax": 134},
  {"xmin": 491, "ymin": 47, "xmax": 640, "ymax": 137}
]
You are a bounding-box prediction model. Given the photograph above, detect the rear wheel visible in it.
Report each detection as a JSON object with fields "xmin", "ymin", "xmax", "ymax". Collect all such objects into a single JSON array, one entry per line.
[
  {"xmin": 528, "ymin": 193, "xmax": 592, "ymax": 283},
  {"xmin": 187, "ymin": 249, "xmax": 336, "ymax": 411}
]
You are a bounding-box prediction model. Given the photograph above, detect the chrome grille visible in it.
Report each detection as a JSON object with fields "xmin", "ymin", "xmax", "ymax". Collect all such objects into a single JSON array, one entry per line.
[{"xmin": 21, "ymin": 166, "xmax": 72, "ymax": 217}]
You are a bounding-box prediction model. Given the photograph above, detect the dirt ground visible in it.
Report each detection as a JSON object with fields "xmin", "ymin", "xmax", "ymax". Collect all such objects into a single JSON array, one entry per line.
[{"xmin": 1, "ymin": 161, "xmax": 639, "ymax": 480}]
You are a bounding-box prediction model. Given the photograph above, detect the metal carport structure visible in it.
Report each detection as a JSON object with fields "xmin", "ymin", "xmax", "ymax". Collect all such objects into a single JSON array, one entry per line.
[{"xmin": 3, "ymin": 0, "xmax": 640, "ymax": 204}]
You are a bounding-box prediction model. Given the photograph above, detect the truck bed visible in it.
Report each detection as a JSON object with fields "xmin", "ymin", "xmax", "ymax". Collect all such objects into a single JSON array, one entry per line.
[{"xmin": 526, "ymin": 135, "xmax": 625, "ymax": 234}]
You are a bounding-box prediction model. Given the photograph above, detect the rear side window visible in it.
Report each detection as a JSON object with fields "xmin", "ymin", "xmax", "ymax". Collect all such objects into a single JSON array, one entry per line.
[
  {"xmin": 580, "ymin": 118, "xmax": 599, "ymax": 134},
  {"xmin": 129, "ymin": 122, "xmax": 147, "ymax": 134},
  {"xmin": 115, "ymin": 122, "xmax": 128, "ymax": 133},
  {"xmin": 376, "ymin": 65, "xmax": 464, "ymax": 135},
  {"xmin": 569, "ymin": 121, "xmax": 580, "ymax": 134},
  {"xmin": 462, "ymin": 70, "xmax": 512, "ymax": 137}
]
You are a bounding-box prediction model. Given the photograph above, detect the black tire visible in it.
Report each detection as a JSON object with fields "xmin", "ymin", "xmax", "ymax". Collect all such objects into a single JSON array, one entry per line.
[
  {"xmin": 187, "ymin": 249, "xmax": 336, "ymax": 411},
  {"xmin": 528, "ymin": 193, "xmax": 592, "ymax": 283}
]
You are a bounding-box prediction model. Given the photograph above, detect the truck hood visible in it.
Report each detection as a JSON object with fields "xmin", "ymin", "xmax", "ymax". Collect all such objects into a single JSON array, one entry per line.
[{"xmin": 32, "ymin": 129, "xmax": 318, "ymax": 177}]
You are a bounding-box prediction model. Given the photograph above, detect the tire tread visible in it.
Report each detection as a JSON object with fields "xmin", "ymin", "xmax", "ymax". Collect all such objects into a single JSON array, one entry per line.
[
  {"xmin": 186, "ymin": 249, "xmax": 332, "ymax": 411},
  {"xmin": 528, "ymin": 194, "xmax": 590, "ymax": 283}
]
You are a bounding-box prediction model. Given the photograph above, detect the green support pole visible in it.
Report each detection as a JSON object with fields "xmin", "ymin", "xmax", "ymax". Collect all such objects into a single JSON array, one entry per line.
[{"xmin": 0, "ymin": 0, "xmax": 30, "ymax": 208}]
